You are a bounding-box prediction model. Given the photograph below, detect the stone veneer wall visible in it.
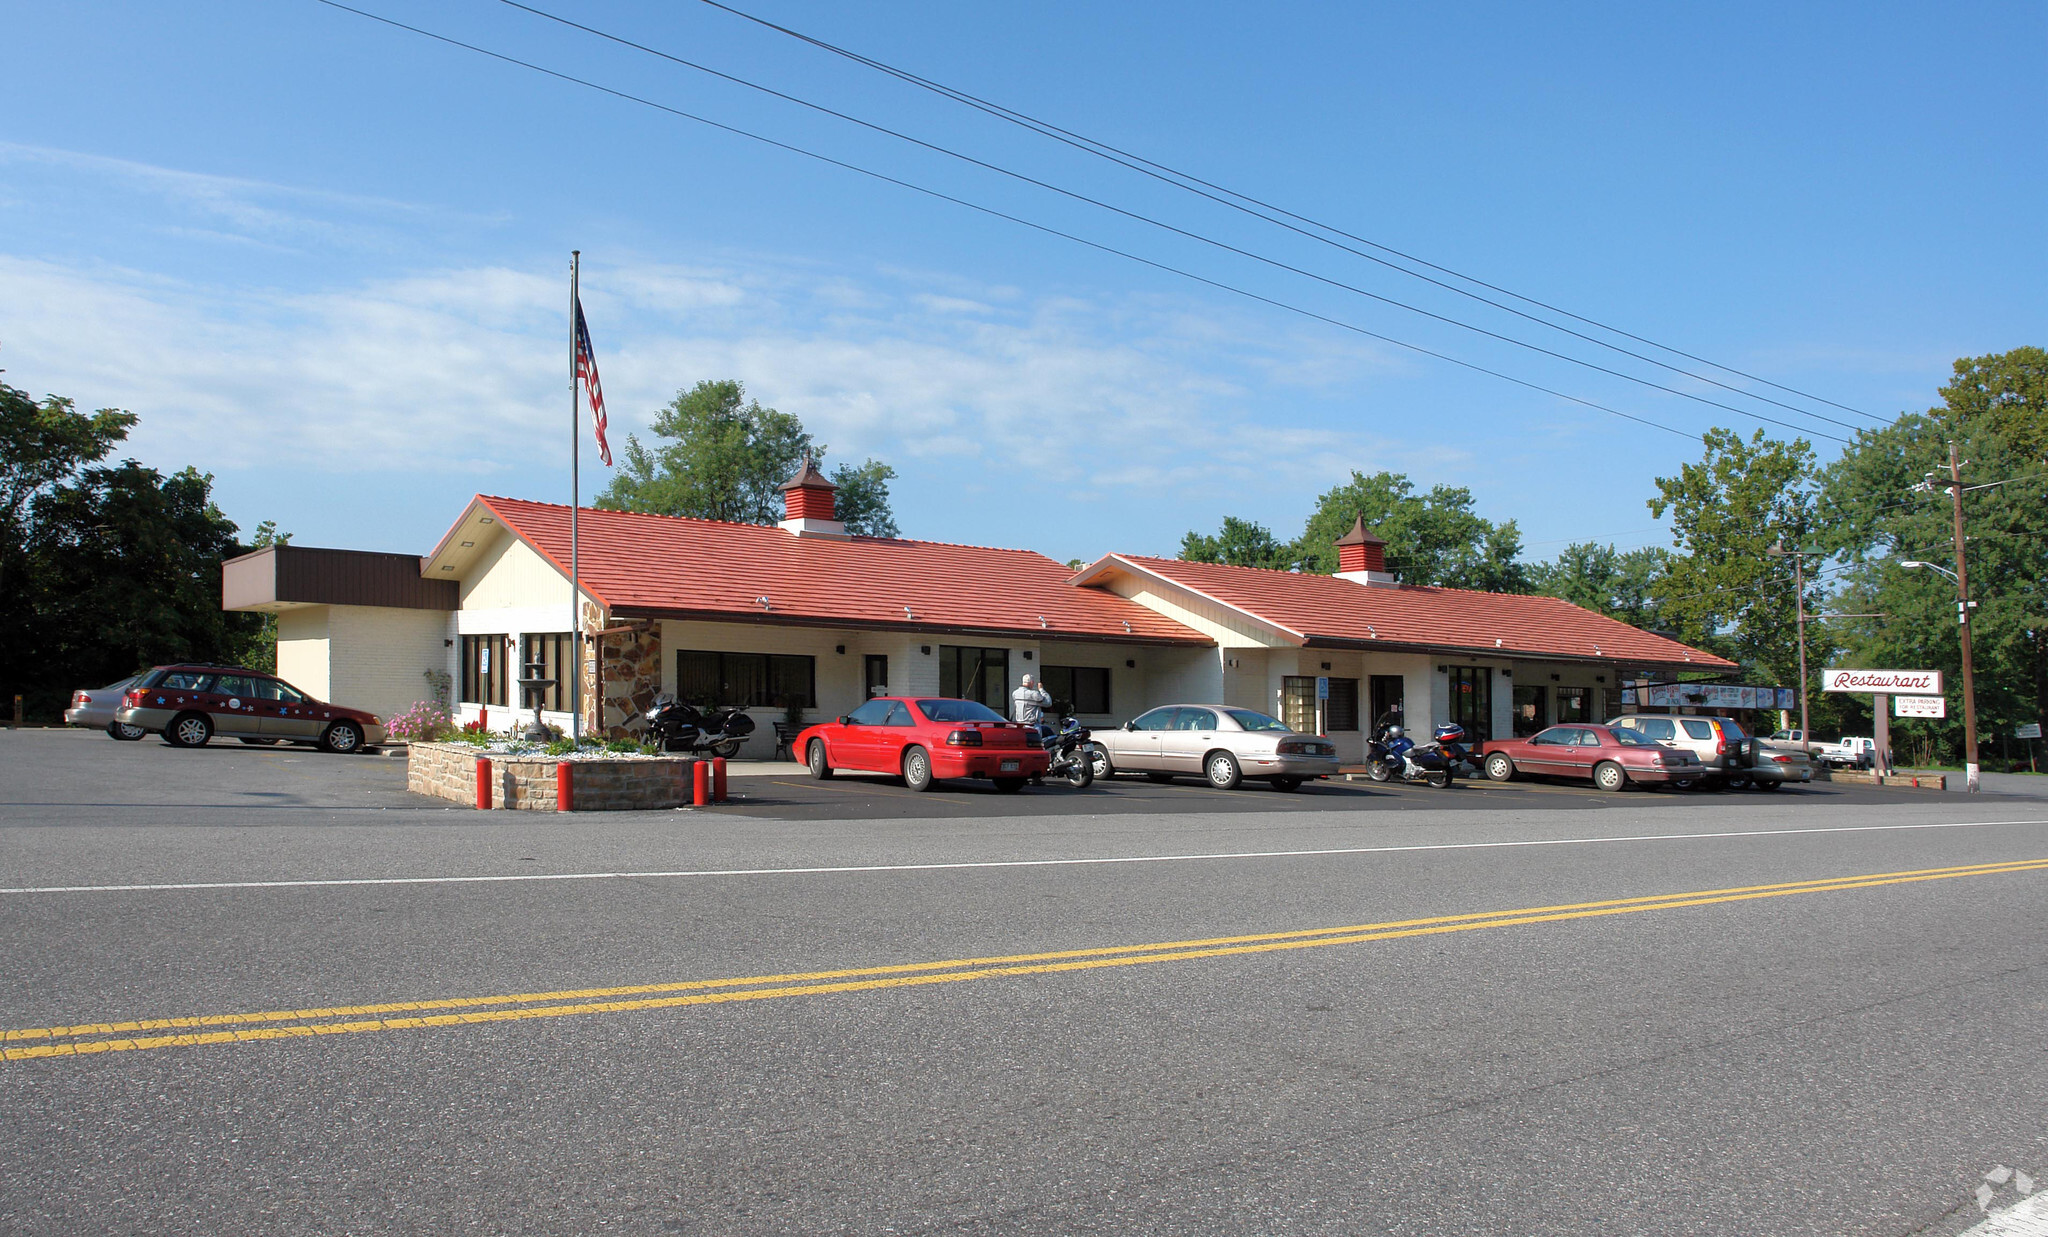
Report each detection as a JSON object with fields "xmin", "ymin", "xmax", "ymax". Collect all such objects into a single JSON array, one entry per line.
[
  {"xmin": 598, "ymin": 618, "xmax": 662, "ymax": 740},
  {"xmin": 406, "ymin": 741, "xmax": 698, "ymax": 811}
]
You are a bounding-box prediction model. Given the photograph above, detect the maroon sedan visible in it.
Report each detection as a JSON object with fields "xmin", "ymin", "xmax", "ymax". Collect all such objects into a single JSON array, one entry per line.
[
  {"xmin": 797, "ymin": 696, "xmax": 1050, "ymax": 793},
  {"xmin": 1480, "ymin": 724, "xmax": 1702, "ymax": 792}
]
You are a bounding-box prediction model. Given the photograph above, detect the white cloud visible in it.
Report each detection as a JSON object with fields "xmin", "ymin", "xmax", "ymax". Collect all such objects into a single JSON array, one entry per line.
[{"xmin": 0, "ymin": 253, "xmax": 1431, "ymax": 509}]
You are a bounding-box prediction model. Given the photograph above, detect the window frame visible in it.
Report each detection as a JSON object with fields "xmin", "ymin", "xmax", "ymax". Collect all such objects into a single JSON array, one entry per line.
[{"xmin": 460, "ymin": 635, "xmax": 508, "ymax": 707}]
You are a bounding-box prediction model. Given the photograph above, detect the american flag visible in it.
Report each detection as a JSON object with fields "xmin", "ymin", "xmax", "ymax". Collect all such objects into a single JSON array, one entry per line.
[{"xmin": 574, "ymin": 297, "xmax": 611, "ymax": 466}]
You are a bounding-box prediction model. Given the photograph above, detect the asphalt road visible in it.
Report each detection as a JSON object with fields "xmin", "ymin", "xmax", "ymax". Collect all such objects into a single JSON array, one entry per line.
[{"xmin": 4, "ymin": 728, "xmax": 2046, "ymax": 1235}]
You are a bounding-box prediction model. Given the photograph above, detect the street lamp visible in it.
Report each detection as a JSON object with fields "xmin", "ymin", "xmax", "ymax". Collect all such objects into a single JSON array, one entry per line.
[{"xmin": 1899, "ymin": 560, "xmax": 1955, "ymax": 581}]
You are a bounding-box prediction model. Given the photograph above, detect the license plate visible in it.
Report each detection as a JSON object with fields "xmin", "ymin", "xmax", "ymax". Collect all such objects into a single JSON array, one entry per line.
[{"xmin": 1000, "ymin": 759, "xmax": 1020, "ymax": 772}]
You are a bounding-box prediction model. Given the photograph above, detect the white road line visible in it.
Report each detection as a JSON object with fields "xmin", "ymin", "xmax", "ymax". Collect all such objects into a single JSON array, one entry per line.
[
  {"xmin": 2, "ymin": 818, "xmax": 2045, "ymax": 897},
  {"xmin": 1963, "ymin": 1191, "xmax": 2048, "ymax": 1237}
]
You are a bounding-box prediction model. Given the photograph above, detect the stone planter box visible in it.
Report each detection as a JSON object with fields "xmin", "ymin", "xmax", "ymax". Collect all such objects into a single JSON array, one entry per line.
[{"xmin": 406, "ymin": 741, "xmax": 704, "ymax": 811}]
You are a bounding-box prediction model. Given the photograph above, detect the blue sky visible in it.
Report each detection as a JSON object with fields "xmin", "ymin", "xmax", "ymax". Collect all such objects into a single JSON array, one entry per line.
[{"xmin": 4, "ymin": 1, "xmax": 2042, "ymax": 565}]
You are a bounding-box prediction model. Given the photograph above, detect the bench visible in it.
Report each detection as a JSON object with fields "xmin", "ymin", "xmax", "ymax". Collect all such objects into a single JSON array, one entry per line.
[{"xmin": 772, "ymin": 721, "xmax": 802, "ymax": 761}]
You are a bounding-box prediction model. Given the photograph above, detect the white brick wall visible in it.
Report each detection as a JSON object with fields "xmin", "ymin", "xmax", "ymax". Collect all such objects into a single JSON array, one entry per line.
[{"xmin": 325, "ymin": 605, "xmax": 455, "ymax": 720}]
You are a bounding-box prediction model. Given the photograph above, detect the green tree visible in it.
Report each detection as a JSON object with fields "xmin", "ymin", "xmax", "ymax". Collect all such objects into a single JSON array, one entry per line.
[
  {"xmin": 1179, "ymin": 516, "xmax": 1291, "ymax": 569},
  {"xmin": 1647, "ymin": 428, "xmax": 1821, "ymax": 684},
  {"xmin": 598, "ymin": 379, "xmax": 899, "ymax": 536},
  {"xmin": 1290, "ymin": 471, "xmax": 1530, "ymax": 591},
  {"xmin": 1529, "ymin": 542, "xmax": 1670, "ymax": 629},
  {"xmin": 1817, "ymin": 346, "xmax": 2048, "ymax": 761},
  {"xmin": 0, "ymin": 385, "xmax": 136, "ymax": 600}
]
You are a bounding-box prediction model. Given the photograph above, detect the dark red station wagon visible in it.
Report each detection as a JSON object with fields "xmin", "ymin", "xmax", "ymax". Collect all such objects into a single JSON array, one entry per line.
[{"xmin": 114, "ymin": 663, "xmax": 385, "ymax": 753}]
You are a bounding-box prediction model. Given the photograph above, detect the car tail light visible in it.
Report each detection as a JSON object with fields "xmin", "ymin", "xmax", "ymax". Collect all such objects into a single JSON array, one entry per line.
[
  {"xmin": 74, "ymin": 693, "xmax": 88, "ymax": 706},
  {"xmin": 945, "ymin": 729, "xmax": 983, "ymax": 747},
  {"xmin": 125, "ymin": 689, "xmax": 147, "ymax": 707},
  {"xmin": 1771, "ymin": 754, "xmax": 1791, "ymax": 763}
]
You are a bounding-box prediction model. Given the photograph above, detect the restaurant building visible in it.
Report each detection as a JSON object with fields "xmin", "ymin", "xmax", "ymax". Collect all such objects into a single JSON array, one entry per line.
[{"xmin": 222, "ymin": 466, "xmax": 1735, "ymax": 762}]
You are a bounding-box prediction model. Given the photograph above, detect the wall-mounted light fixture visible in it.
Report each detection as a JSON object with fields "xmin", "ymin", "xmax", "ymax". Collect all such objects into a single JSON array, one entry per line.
[
  {"xmin": 1501, "ymin": 668, "xmax": 1512, "ymax": 677},
  {"xmin": 835, "ymin": 644, "xmax": 845, "ymax": 655},
  {"xmin": 1551, "ymin": 673, "xmax": 1561, "ymax": 682},
  {"xmin": 1595, "ymin": 675, "xmax": 1606, "ymax": 683},
  {"xmin": 444, "ymin": 638, "xmax": 454, "ymax": 647},
  {"xmin": 1320, "ymin": 661, "xmax": 1332, "ymax": 671},
  {"xmin": 920, "ymin": 645, "xmax": 931, "ymax": 655},
  {"xmin": 1437, "ymin": 665, "xmax": 1448, "ymax": 673},
  {"xmin": 1125, "ymin": 659, "xmax": 1135, "ymax": 668},
  {"xmin": 1022, "ymin": 650, "xmax": 1033, "ymax": 661}
]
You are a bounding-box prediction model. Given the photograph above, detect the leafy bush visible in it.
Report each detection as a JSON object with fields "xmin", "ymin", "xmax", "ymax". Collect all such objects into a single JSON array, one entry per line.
[
  {"xmin": 545, "ymin": 738, "xmax": 577, "ymax": 756},
  {"xmin": 385, "ymin": 699, "xmax": 451, "ymax": 742},
  {"xmin": 604, "ymin": 739, "xmax": 641, "ymax": 754}
]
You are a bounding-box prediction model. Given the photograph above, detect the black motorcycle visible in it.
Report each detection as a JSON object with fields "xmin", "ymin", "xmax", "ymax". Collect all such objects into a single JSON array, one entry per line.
[
  {"xmin": 1042, "ymin": 714, "xmax": 1094, "ymax": 788},
  {"xmin": 643, "ymin": 694, "xmax": 756, "ymax": 757},
  {"xmin": 1366, "ymin": 721, "xmax": 1453, "ymax": 788}
]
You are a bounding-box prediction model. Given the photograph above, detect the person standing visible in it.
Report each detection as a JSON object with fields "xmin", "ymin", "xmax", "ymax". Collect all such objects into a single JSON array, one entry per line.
[{"xmin": 1012, "ymin": 673, "xmax": 1055, "ymax": 786}]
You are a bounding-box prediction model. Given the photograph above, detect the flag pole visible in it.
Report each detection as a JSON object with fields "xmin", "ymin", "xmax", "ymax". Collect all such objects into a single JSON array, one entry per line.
[{"xmin": 569, "ymin": 250, "xmax": 583, "ymax": 742}]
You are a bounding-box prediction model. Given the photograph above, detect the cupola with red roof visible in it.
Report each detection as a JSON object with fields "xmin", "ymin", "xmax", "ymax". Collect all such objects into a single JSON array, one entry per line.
[
  {"xmin": 1334, "ymin": 517, "xmax": 1397, "ymax": 587},
  {"xmin": 779, "ymin": 454, "xmax": 850, "ymax": 539}
]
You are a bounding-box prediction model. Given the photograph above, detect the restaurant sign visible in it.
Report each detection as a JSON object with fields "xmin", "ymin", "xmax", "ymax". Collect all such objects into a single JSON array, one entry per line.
[
  {"xmin": 1893, "ymin": 695, "xmax": 1948, "ymax": 718},
  {"xmin": 1821, "ymin": 668, "xmax": 1943, "ymax": 695}
]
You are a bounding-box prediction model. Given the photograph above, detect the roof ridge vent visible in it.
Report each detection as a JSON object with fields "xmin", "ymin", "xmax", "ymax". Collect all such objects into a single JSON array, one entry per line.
[{"xmin": 780, "ymin": 452, "xmax": 850, "ymax": 539}]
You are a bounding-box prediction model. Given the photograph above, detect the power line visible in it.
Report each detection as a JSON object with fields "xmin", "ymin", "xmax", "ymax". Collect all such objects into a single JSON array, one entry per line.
[
  {"xmin": 311, "ymin": 0, "xmax": 1698, "ymax": 442},
  {"xmin": 491, "ymin": 0, "xmax": 1850, "ymax": 445},
  {"xmin": 693, "ymin": 0, "xmax": 1890, "ymax": 428}
]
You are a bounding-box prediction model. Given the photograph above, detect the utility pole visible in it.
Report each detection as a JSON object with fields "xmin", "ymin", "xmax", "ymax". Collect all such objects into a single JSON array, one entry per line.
[
  {"xmin": 1947, "ymin": 442, "xmax": 1981, "ymax": 792},
  {"xmin": 1767, "ymin": 541, "xmax": 1820, "ymax": 748}
]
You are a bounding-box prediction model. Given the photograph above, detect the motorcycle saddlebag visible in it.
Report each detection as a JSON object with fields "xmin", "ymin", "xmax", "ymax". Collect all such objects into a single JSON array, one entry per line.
[{"xmin": 723, "ymin": 712, "xmax": 757, "ymax": 737}]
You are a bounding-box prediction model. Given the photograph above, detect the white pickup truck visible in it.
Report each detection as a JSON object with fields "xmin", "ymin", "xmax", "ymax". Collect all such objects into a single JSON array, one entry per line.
[{"xmin": 1817, "ymin": 736, "xmax": 1877, "ymax": 769}]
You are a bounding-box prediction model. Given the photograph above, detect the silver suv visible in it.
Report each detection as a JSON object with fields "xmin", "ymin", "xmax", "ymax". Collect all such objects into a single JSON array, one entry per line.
[{"xmin": 1606, "ymin": 714, "xmax": 1753, "ymax": 786}]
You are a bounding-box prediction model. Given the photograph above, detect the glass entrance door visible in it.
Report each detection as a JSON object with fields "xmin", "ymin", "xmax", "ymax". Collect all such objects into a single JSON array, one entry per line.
[{"xmin": 864, "ymin": 655, "xmax": 889, "ymax": 698}]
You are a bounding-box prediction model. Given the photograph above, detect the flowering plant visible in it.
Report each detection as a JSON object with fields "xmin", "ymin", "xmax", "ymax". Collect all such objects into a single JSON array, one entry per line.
[{"xmin": 385, "ymin": 699, "xmax": 452, "ymax": 741}]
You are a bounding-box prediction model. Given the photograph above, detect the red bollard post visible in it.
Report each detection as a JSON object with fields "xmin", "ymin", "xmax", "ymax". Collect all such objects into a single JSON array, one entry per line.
[
  {"xmin": 476, "ymin": 756, "xmax": 492, "ymax": 810},
  {"xmin": 712, "ymin": 756, "xmax": 728, "ymax": 803},
  {"xmin": 556, "ymin": 760, "xmax": 573, "ymax": 812},
  {"xmin": 692, "ymin": 759, "xmax": 709, "ymax": 807}
]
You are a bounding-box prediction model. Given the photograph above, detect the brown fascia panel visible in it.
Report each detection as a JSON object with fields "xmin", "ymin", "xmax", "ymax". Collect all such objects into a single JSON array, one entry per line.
[{"xmin": 221, "ymin": 545, "xmax": 457, "ymax": 612}]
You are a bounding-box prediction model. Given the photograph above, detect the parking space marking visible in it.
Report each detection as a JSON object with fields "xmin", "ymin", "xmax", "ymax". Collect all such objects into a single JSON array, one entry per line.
[
  {"xmin": 2, "ymin": 818, "xmax": 2045, "ymax": 897},
  {"xmin": 9, "ymin": 856, "xmax": 2045, "ymax": 1061}
]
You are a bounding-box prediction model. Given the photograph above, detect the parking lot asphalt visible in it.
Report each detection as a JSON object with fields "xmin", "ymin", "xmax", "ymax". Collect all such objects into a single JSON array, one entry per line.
[
  {"xmin": 7, "ymin": 727, "xmax": 2047, "ymax": 1237},
  {"xmin": 0, "ymin": 727, "xmax": 1965, "ymax": 824}
]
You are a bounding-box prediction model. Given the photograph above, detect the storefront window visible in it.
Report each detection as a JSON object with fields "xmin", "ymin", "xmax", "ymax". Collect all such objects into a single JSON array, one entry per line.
[
  {"xmin": 1513, "ymin": 683, "xmax": 1548, "ymax": 737},
  {"xmin": 1555, "ymin": 686, "xmax": 1589, "ymax": 724},
  {"xmin": 519, "ymin": 633, "xmax": 573, "ymax": 712},
  {"xmin": 1281, "ymin": 676, "xmax": 1317, "ymax": 733},
  {"xmin": 460, "ymin": 635, "xmax": 507, "ymax": 707},
  {"xmin": 1369, "ymin": 675, "xmax": 1405, "ymax": 732},
  {"xmin": 1448, "ymin": 667, "xmax": 1492, "ymax": 742},
  {"xmin": 938, "ymin": 646, "xmax": 1009, "ymax": 712},
  {"xmin": 1325, "ymin": 678, "xmax": 1360, "ymax": 731},
  {"xmin": 675, "ymin": 651, "xmax": 816, "ymax": 709},
  {"xmin": 1042, "ymin": 665, "xmax": 1111, "ymax": 714}
]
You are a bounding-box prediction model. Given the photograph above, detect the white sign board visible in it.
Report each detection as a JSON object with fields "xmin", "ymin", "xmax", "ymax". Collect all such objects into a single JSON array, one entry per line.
[
  {"xmin": 2019, "ymin": 723, "xmax": 2043, "ymax": 740},
  {"xmin": 1638, "ymin": 683, "xmax": 1788, "ymax": 709},
  {"xmin": 1894, "ymin": 695, "xmax": 1947, "ymax": 718},
  {"xmin": 1821, "ymin": 668, "xmax": 1943, "ymax": 695}
]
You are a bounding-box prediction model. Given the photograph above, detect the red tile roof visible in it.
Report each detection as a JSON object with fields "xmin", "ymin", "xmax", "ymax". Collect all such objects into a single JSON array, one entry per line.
[
  {"xmin": 1095, "ymin": 554, "xmax": 1737, "ymax": 670},
  {"xmin": 477, "ymin": 497, "xmax": 1210, "ymax": 646}
]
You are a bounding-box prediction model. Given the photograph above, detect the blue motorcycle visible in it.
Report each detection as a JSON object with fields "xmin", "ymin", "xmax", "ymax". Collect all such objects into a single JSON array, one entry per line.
[{"xmin": 1368, "ymin": 721, "xmax": 1455, "ymax": 788}]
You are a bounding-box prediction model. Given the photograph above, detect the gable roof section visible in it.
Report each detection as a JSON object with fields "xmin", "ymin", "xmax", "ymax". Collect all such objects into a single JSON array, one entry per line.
[
  {"xmin": 1084, "ymin": 554, "xmax": 1736, "ymax": 670},
  {"xmin": 470, "ymin": 497, "xmax": 1209, "ymax": 646}
]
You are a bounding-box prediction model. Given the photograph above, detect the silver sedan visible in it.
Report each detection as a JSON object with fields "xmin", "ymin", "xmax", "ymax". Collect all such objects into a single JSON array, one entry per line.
[
  {"xmin": 1090, "ymin": 703, "xmax": 1340, "ymax": 791},
  {"xmin": 65, "ymin": 676, "xmax": 144, "ymax": 740}
]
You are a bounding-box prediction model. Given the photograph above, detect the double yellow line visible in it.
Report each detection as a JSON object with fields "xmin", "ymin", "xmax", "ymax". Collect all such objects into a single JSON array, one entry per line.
[{"xmin": 8, "ymin": 857, "xmax": 2045, "ymax": 1063}]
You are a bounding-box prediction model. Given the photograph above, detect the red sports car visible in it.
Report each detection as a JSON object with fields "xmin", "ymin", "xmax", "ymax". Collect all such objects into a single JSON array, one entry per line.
[
  {"xmin": 1479, "ymin": 724, "xmax": 1702, "ymax": 792},
  {"xmin": 796, "ymin": 696, "xmax": 1050, "ymax": 792}
]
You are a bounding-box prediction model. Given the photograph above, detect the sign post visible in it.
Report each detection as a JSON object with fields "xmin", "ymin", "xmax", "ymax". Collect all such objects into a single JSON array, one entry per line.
[
  {"xmin": 1824, "ymin": 669, "xmax": 1945, "ymax": 782},
  {"xmin": 2019, "ymin": 722, "xmax": 2042, "ymax": 773},
  {"xmin": 1315, "ymin": 676, "xmax": 1329, "ymax": 737}
]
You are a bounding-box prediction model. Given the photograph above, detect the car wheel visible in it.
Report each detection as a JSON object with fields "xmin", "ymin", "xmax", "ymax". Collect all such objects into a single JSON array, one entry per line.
[
  {"xmin": 1592, "ymin": 760, "xmax": 1627, "ymax": 792},
  {"xmin": 992, "ymin": 777, "xmax": 1026, "ymax": 794},
  {"xmin": 807, "ymin": 739, "xmax": 834, "ymax": 779},
  {"xmin": 1088, "ymin": 744, "xmax": 1113, "ymax": 779},
  {"xmin": 1754, "ymin": 779, "xmax": 1783, "ymax": 792},
  {"xmin": 1725, "ymin": 774, "xmax": 1753, "ymax": 791},
  {"xmin": 107, "ymin": 720, "xmax": 145, "ymax": 742},
  {"xmin": 1205, "ymin": 751, "xmax": 1242, "ymax": 790},
  {"xmin": 1668, "ymin": 775, "xmax": 1698, "ymax": 791},
  {"xmin": 1271, "ymin": 776, "xmax": 1304, "ymax": 792},
  {"xmin": 322, "ymin": 721, "xmax": 364, "ymax": 754},
  {"xmin": 1484, "ymin": 753, "xmax": 1515, "ymax": 782},
  {"xmin": 166, "ymin": 712, "xmax": 212, "ymax": 748},
  {"xmin": 1145, "ymin": 772, "xmax": 1176, "ymax": 784},
  {"xmin": 238, "ymin": 737, "xmax": 283, "ymax": 746},
  {"xmin": 902, "ymin": 746, "xmax": 936, "ymax": 792}
]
